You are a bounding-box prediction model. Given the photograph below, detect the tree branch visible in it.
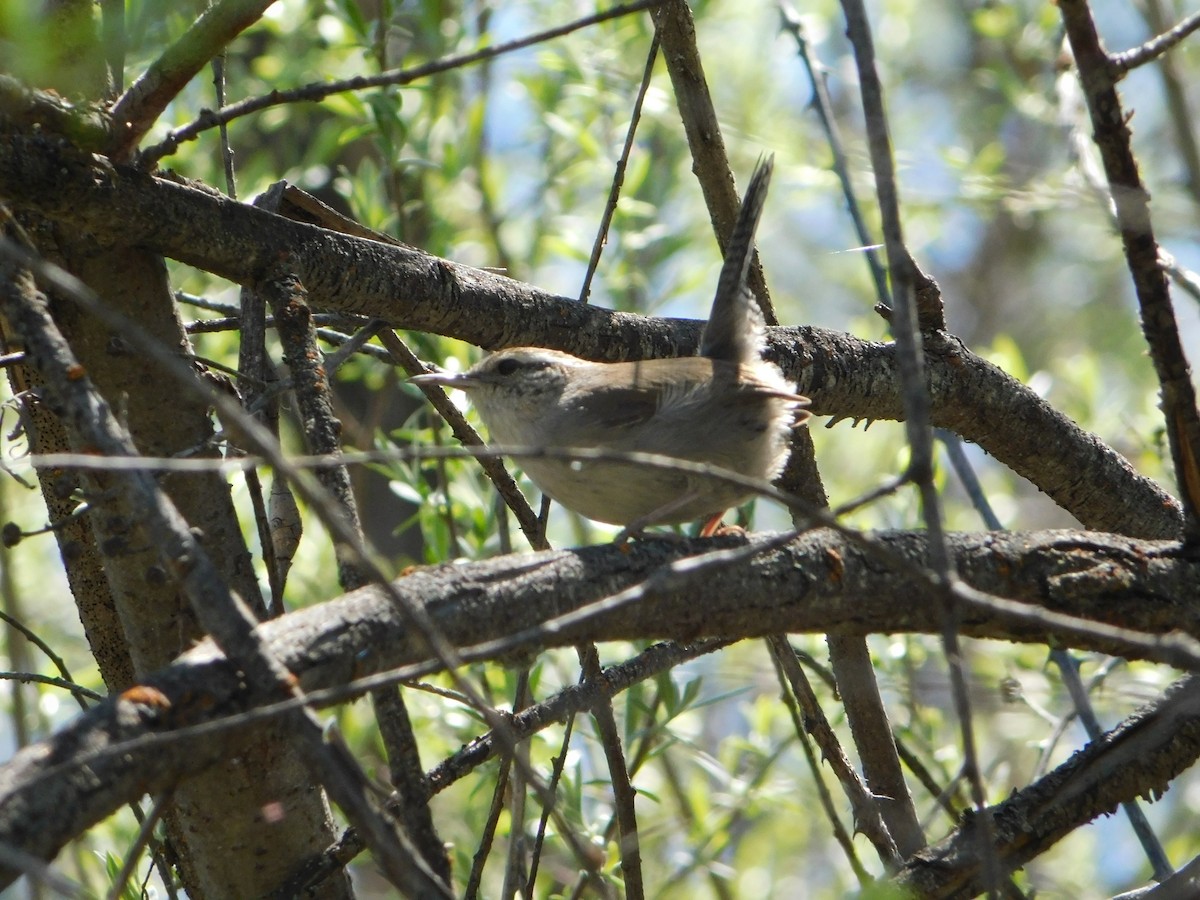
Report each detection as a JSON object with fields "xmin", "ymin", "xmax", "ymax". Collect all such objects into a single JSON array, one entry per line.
[
  {"xmin": 0, "ymin": 528, "xmax": 1198, "ymax": 886},
  {"xmin": 109, "ymin": 0, "xmax": 277, "ymax": 158},
  {"xmin": 1110, "ymin": 9, "xmax": 1200, "ymax": 76},
  {"xmin": 1060, "ymin": 0, "xmax": 1200, "ymax": 532},
  {"xmin": 139, "ymin": 0, "xmax": 665, "ymax": 165},
  {"xmin": 892, "ymin": 674, "xmax": 1200, "ymax": 898},
  {"xmin": 0, "ymin": 134, "xmax": 1182, "ymax": 540},
  {"xmin": 0, "ymin": 238, "xmax": 446, "ymax": 897}
]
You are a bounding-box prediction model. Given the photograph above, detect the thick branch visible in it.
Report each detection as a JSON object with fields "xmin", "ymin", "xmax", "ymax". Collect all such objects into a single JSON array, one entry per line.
[
  {"xmin": 650, "ymin": 0, "xmax": 774, "ymax": 322},
  {"xmin": 1, "ymin": 528, "xmax": 1198, "ymax": 885},
  {"xmin": 109, "ymin": 0, "xmax": 277, "ymax": 158},
  {"xmin": 893, "ymin": 674, "xmax": 1200, "ymax": 898},
  {"xmin": 0, "ymin": 135, "xmax": 1182, "ymax": 540},
  {"xmin": 1060, "ymin": 0, "xmax": 1200, "ymax": 529},
  {"xmin": 0, "ymin": 241, "xmax": 442, "ymax": 896},
  {"xmin": 0, "ymin": 76, "xmax": 112, "ymax": 150}
]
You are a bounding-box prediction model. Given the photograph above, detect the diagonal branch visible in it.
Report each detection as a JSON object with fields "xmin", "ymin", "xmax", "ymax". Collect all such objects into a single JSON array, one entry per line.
[
  {"xmin": 0, "ymin": 238, "xmax": 449, "ymax": 895},
  {"xmin": 0, "ymin": 134, "xmax": 1183, "ymax": 539},
  {"xmin": 0, "ymin": 528, "xmax": 1198, "ymax": 889},
  {"xmin": 140, "ymin": 0, "xmax": 665, "ymax": 165},
  {"xmin": 110, "ymin": 0, "xmax": 278, "ymax": 159},
  {"xmin": 650, "ymin": 0, "xmax": 774, "ymax": 322},
  {"xmin": 892, "ymin": 674, "xmax": 1200, "ymax": 898},
  {"xmin": 1060, "ymin": 0, "xmax": 1200, "ymax": 533},
  {"xmin": 1110, "ymin": 9, "xmax": 1200, "ymax": 76}
]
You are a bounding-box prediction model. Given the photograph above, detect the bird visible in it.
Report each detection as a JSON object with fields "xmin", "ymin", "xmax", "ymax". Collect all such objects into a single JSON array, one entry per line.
[{"xmin": 411, "ymin": 156, "xmax": 809, "ymax": 536}]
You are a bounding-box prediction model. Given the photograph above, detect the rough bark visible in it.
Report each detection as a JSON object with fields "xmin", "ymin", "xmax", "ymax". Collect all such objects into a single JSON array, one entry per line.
[
  {"xmin": 0, "ymin": 133, "xmax": 1181, "ymax": 541},
  {"xmin": 5, "ymin": 228, "xmax": 350, "ymax": 898},
  {"xmin": 0, "ymin": 527, "xmax": 1196, "ymax": 889}
]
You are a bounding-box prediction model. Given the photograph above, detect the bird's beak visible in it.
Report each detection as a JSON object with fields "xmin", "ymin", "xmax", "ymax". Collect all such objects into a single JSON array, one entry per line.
[{"xmin": 409, "ymin": 369, "xmax": 473, "ymax": 390}]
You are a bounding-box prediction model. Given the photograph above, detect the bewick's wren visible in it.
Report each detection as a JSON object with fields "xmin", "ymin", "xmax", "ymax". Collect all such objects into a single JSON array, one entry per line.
[{"xmin": 412, "ymin": 156, "xmax": 809, "ymax": 534}]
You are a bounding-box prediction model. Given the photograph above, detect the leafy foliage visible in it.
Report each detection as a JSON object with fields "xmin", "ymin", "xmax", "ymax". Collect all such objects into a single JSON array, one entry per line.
[{"xmin": 2, "ymin": 0, "xmax": 1200, "ymax": 897}]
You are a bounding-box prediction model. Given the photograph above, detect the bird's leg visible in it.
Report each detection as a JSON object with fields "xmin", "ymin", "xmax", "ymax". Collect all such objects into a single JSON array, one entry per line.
[{"xmin": 612, "ymin": 490, "xmax": 713, "ymax": 545}]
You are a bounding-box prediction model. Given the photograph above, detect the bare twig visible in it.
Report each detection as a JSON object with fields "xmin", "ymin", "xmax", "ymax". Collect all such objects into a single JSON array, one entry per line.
[
  {"xmin": 103, "ymin": 791, "xmax": 171, "ymax": 900},
  {"xmin": 380, "ymin": 331, "xmax": 548, "ymax": 549},
  {"xmin": 580, "ymin": 646, "xmax": 644, "ymax": 898},
  {"xmin": 111, "ymin": 0, "xmax": 277, "ymax": 159},
  {"xmin": 768, "ymin": 636, "xmax": 900, "ymax": 866},
  {"xmin": 891, "ymin": 675, "xmax": 1200, "ymax": 897},
  {"xmin": 464, "ymin": 724, "xmax": 513, "ymax": 899},
  {"xmin": 650, "ymin": 0, "xmax": 774, "ymax": 322},
  {"xmin": 580, "ymin": 36, "xmax": 660, "ymax": 305},
  {"xmin": 141, "ymin": 0, "xmax": 666, "ymax": 165},
  {"xmin": 826, "ymin": 634, "xmax": 924, "ymax": 854},
  {"xmin": 1051, "ymin": 652, "xmax": 1171, "ymax": 879},
  {"xmin": 373, "ymin": 694, "xmax": 438, "ymax": 863},
  {"xmin": 839, "ymin": 2, "xmax": 995, "ymax": 890},
  {"xmin": 945, "ymin": 416, "xmax": 1171, "ymax": 879},
  {"xmin": 0, "ymin": 609, "xmax": 81, "ymax": 705},
  {"xmin": 780, "ymin": 7, "xmax": 939, "ymax": 857},
  {"xmin": 767, "ymin": 642, "xmax": 872, "ymax": 886},
  {"xmin": 0, "ymin": 671, "xmax": 100, "ymax": 705},
  {"xmin": 1135, "ymin": 0, "xmax": 1200, "ymax": 207},
  {"xmin": 263, "ymin": 270, "xmax": 366, "ymax": 589},
  {"xmin": 1110, "ymin": 9, "xmax": 1200, "ymax": 76},
  {"xmin": 778, "ymin": 3, "xmax": 889, "ymax": 307},
  {"xmin": 237, "ymin": 185, "xmax": 286, "ymax": 609},
  {"xmin": 263, "ymin": 265, "xmax": 453, "ymax": 883},
  {"xmin": 1061, "ymin": 0, "xmax": 1200, "ymax": 533},
  {"xmin": 500, "ymin": 671, "xmax": 532, "ymax": 900}
]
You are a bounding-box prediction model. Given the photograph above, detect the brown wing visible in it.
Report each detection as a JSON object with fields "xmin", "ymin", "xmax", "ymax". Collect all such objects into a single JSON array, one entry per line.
[{"xmin": 547, "ymin": 358, "xmax": 717, "ymax": 440}]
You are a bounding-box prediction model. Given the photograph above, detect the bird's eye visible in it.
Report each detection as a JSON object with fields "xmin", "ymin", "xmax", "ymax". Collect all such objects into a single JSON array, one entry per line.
[{"xmin": 496, "ymin": 358, "xmax": 521, "ymax": 376}]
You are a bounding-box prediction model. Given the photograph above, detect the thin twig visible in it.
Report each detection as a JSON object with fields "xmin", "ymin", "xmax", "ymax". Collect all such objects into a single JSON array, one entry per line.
[
  {"xmin": 526, "ymin": 700, "xmax": 577, "ymax": 892},
  {"xmin": 141, "ymin": 0, "xmax": 666, "ymax": 165},
  {"xmin": 1061, "ymin": 0, "xmax": 1200, "ymax": 533},
  {"xmin": 381, "ymin": 331, "xmax": 547, "ymax": 550},
  {"xmin": 1052, "ymin": 652, "xmax": 1171, "ymax": 878},
  {"xmin": 767, "ymin": 642, "xmax": 872, "ymax": 886},
  {"xmin": 778, "ymin": 3, "xmax": 889, "ymax": 307},
  {"xmin": 1110, "ymin": 9, "xmax": 1200, "ymax": 75},
  {"xmin": 579, "ymin": 36, "xmax": 660, "ymax": 305},
  {"xmin": 111, "ymin": 0, "xmax": 276, "ymax": 159},
  {"xmin": 212, "ymin": 51, "xmax": 237, "ymax": 199},
  {"xmin": 104, "ymin": 791, "xmax": 172, "ymax": 900},
  {"xmin": 943, "ymin": 415, "xmax": 1169, "ymax": 880},
  {"xmin": 0, "ymin": 671, "xmax": 101, "ymax": 704},
  {"xmin": 1136, "ymin": 0, "xmax": 1200, "ymax": 208},
  {"xmin": 580, "ymin": 646, "xmax": 644, "ymax": 898},
  {"xmin": 767, "ymin": 635, "xmax": 901, "ymax": 866},
  {"xmin": 464, "ymin": 732, "xmax": 514, "ymax": 899},
  {"xmin": 0, "ymin": 609, "xmax": 80, "ymax": 703},
  {"xmin": 500, "ymin": 671, "xmax": 532, "ymax": 900},
  {"xmin": 838, "ymin": 2, "xmax": 995, "ymax": 891}
]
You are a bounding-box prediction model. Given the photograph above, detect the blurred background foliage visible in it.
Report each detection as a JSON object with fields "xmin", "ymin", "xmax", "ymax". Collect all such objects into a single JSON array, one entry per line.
[{"xmin": 1, "ymin": 0, "xmax": 1199, "ymax": 896}]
